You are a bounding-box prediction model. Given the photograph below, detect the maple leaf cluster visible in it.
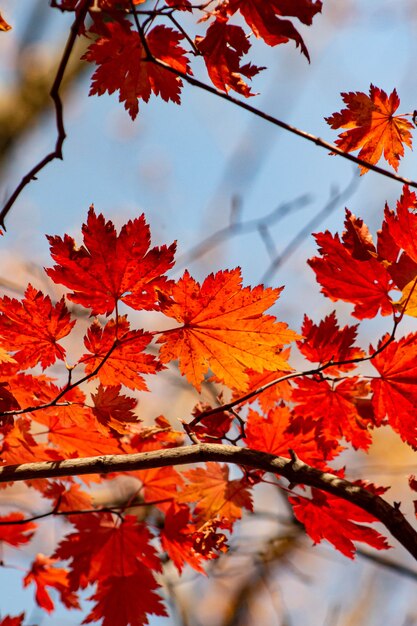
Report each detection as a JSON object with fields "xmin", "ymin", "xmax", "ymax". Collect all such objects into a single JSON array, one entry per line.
[
  {"xmin": 50, "ymin": 0, "xmax": 324, "ymax": 119},
  {"xmin": 0, "ymin": 187, "xmax": 416, "ymax": 624}
]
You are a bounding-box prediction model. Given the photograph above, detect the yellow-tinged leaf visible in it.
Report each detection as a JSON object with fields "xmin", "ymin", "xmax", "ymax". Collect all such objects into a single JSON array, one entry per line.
[
  {"xmin": 157, "ymin": 268, "xmax": 298, "ymax": 391},
  {"xmin": 394, "ymin": 276, "xmax": 417, "ymax": 317}
]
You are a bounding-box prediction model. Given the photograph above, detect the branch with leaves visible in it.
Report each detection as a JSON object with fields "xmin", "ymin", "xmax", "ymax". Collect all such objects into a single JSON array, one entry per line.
[{"xmin": 2, "ymin": 3, "xmax": 417, "ymax": 626}]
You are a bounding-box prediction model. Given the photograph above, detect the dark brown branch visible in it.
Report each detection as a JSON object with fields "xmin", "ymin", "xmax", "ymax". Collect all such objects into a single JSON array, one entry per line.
[
  {"xmin": 0, "ymin": 0, "xmax": 92, "ymax": 230},
  {"xmin": 0, "ymin": 444, "xmax": 416, "ymax": 560},
  {"xmin": 138, "ymin": 53, "xmax": 417, "ymax": 189}
]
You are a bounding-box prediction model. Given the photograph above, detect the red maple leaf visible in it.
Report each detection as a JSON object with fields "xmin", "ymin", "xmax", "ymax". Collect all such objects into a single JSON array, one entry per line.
[
  {"xmin": 308, "ymin": 211, "xmax": 394, "ymax": 319},
  {"xmin": 219, "ymin": 0, "xmax": 323, "ymax": 61},
  {"xmin": 196, "ymin": 21, "xmax": 263, "ymax": 96},
  {"xmin": 83, "ymin": 570, "xmax": 167, "ymax": 626},
  {"xmin": 81, "ymin": 316, "xmax": 160, "ymax": 391},
  {"xmin": 23, "ymin": 554, "xmax": 80, "ymax": 613},
  {"xmin": 244, "ymin": 404, "xmax": 339, "ymax": 466},
  {"xmin": 298, "ymin": 312, "xmax": 365, "ymax": 373},
  {"xmin": 160, "ymin": 504, "xmax": 204, "ymax": 573},
  {"xmin": 292, "ymin": 377, "xmax": 374, "ymax": 450},
  {"xmin": 83, "ymin": 20, "xmax": 191, "ymax": 120},
  {"xmin": 326, "ymin": 85, "xmax": 413, "ymax": 173},
  {"xmin": 157, "ymin": 268, "xmax": 297, "ymax": 391},
  {"xmin": 385, "ymin": 186, "xmax": 417, "ymax": 265},
  {"xmin": 54, "ymin": 514, "xmax": 161, "ymax": 589},
  {"xmin": 0, "ymin": 513, "xmax": 36, "ymax": 545},
  {"xmin": 371, "ymin": 333, "xmax": 417, "ymax": 448},
  {"xmin": 0, "ymin": 285, "xmax": 75, "ymax": 369},
  {"xmin": 0, "ymin": 616, "xmax": 25, "ymax": 626},
  {"xmin": 46, "ymin": 206, "xmax": 176, "ymax": 316},
  {"xmin": 289, "ymin": 486, "xmax": 390, "ymax": 558},
  {"xmin": 92, "ymin": 384, "xmax": 138, "ymax": 434},
  {"xmin": 180, "ymin": 462, "xmax": 253, "ymax": 523}
]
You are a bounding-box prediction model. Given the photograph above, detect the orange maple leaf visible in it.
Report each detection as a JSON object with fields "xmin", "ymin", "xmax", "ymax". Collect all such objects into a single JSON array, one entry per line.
[
  {"xmin": 157, "ymin": 268, "xmax": 297, "ymax": 391},
  {"xmin": 43, "ymin": 482, "xmax": 93, "ymax": 512},
  {"xmin": 92, "ymin": 384, "xmax": 139, "ymax": 434},
  {"xmin": 46, "ymin": 206, "xmax": 176, "ymax": 316},
  {"xmin": 81, "ymin": 316, "xmax": 161, "ymax": 391},
  {"xmin": 23, "ymin": 554, "xmax": 80, "ymax": 613},
  {"xmin": 83, "ymin": 20, "xmax": 191, "ymax": 120},
  {"xmin": 180, "ymin": 462, "xmax": 253, "ymax": 522},
  {"xmin": 0, "ymin": 285, "xmax": 75, "ymax": 369},
  {"xmin": 325, "ymin": 85, "xmax": 413, "ymax": 173}
]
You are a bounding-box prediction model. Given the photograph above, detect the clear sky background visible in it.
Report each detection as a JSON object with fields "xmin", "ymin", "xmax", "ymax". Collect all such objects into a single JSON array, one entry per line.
[{"xmin": 1, "ymin": 1, "xmax": 417, "ymax": 624}]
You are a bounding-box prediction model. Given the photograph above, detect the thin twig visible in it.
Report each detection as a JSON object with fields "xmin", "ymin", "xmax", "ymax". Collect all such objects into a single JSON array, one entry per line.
[{"xmin": 0, "ymin": 0, "xmax": 92, "ymax": 230}]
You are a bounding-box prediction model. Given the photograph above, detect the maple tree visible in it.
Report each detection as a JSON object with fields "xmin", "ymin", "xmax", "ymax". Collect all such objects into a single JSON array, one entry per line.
[{"xmin": 1, "ymin": 1, "xmax": 417, "ymax": 625}]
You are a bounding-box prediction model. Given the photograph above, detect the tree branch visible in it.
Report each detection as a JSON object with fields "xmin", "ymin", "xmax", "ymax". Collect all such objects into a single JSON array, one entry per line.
[
  {"xmin": 144, "ymin": 57, "xmax": 417, "ymax": 190},
  {"xmin": 0, "ymin": 0, "xmax": 92, "ymax": 230},
  {"xmin": 1, "ymin": 444, "xmax": 416, "ymax": 560}
]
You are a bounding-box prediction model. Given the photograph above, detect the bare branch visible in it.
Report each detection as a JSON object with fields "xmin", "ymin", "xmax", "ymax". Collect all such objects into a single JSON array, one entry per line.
[{"xmin": 0, "ymin": 0, "xmax": 92, "ymax": 229}]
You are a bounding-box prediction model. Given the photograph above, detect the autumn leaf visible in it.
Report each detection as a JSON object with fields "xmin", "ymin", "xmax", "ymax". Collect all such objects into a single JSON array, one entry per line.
[
  {"xmin": 0, "ymin": 285, "xmax": 75, "ymax": 369},
  {"xmin": 54, "ymin": 514, "xmax": 162, "ymax": 590},
  {"xmin": 292, "ymin": 377, "xmax": 373, "ymax": 451},
  {"xmin": 219, "ymin": 0, "xmax": 323, "ymax": 61},
  {"xmin": 43, "ymin": 482, "xmax": 93, "ymax": 512},
  {"xmin": 127, "ymin": 439, "xmax": 184, "ymax": 509},
  {"xmin": 325, "ymin": 85, "xmax": 413, "ymax": 173},
  {"xmin": 0, "ymin": 616, "xmax": 25, "ymax": 626},
  {"xmin": 81, "ymin": 316, "xmax": 160, "ymax": 391},
  {"xmin": 309, "ymin": 211, "xmax": 394, "ymax": 319},
  {"xmin": 231, "ymin": 363, "xmax": 293, "ymax": 414},
  {"xmin": 289, "ymin": 487, "xmax": 390, "ymax": 558},
  {"xmin": 46, "ymin": 206, "xmax": 176, "ymax": 316},
  {"xmin": 298, "ymin": 312, "xmax": 365, "ymax": 373},
  {"xmin": 92, "ymin": 384, "xmax": 139, "ymax": 434},
  {"xmin": 371, "ymin": 333, "xmax": 417, "ymax": 448},
  {"xmin": 47, "ymin": 414, "xmax": 123, "ymax": 458},
  {"xmin": 245, "ymin": 404, "xmax": 339, "ymax": 466},
  {"xmin": 0, "ymin": 13, "xmax": 11, "ymax": 31},
  {"xmin": 83, "ymin": 570, "xmax": 167, "ymax": 626},
  {"xmin": 0, "ymin": 513, "xmax": 36, "ymax": 546},
  {"xmin": 23, "ymin": 554, "xmax": 80, "ymax": 613},
  {"xmin": 191, "ymin": 403, "xmax": 234, "ymax": 442},
  {"xmin": 83, "ymin": 20, "xmax": 191, "ymax": 120},
  {"xmin": 196, "ymin": 21, "xmax": 264, "ymax": 96},
  {"xmin": 157, "ymin": 268, "xmax": 298, "ymax": 391},
  {"xmin": 160, "ymin": 504, "xmax": 204, "ymax": 573},
  {"xmin": 180, "ymin": 462, "xmax": 253, "ymax": 523}
]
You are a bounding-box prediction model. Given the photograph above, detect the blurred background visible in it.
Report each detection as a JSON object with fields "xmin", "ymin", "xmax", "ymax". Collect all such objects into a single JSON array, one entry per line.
[{"xmin": 1, "ymin": 1, "xmax": 417, "ymax": 624}]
